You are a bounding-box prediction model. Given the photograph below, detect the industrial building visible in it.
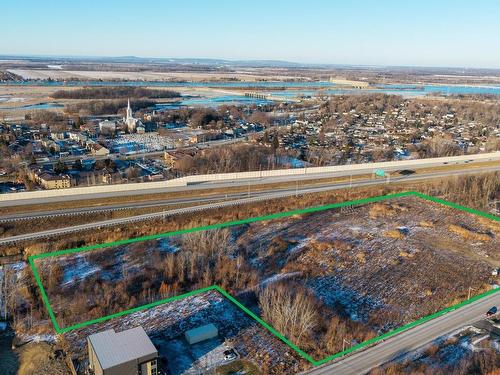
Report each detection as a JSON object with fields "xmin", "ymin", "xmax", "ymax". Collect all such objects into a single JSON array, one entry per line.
[{"xmin": 87, "ymin": 326, "xmax": 158, "ymax": 375}]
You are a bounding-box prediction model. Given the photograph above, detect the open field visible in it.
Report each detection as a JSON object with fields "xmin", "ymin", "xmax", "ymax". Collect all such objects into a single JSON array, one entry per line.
[
  {"xmin": 31, "ymin": 193, "xmax": 499, "ymax": 371},
  {"xmin": 6, "ymin": 69, "xmax": 305, "ymax": 82}
]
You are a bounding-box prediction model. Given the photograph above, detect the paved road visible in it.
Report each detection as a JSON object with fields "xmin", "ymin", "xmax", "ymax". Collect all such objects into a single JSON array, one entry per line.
[
  {"xmin": 0, "ymin": 192, "xmax": 293, "ymax": 245},
  {"xmin": 1, "ymin": 165, "xmax": 499, "ymax": 222},
  {"xmin": 0, "ymin": 166, "xmax": 499, "ymax": 244},
  {"xmin": 0, "ymin": 194, "xmax": 233, "ymax": 222},
  {"xmin": 2, "ymin": 153, "xmax": 499, "ymax": 207},
  {"xmin": 305, "ymin": 291, "xmax": 500, "ymax": 375}
]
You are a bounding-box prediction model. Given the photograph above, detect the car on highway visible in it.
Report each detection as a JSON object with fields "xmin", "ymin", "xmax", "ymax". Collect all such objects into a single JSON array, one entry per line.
[
  {"xmin": 486, "ymin": 306, "xmax": 497, "ymax": 317},
  {"xmin": 399, "ymin": 169, "xmax": 416, "ymax": 176}
]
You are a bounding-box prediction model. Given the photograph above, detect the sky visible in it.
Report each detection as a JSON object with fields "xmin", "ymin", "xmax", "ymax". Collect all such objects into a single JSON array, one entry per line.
[{"xmin": 2, "ymin": 0, "xmax": 500, "ymax": 68}]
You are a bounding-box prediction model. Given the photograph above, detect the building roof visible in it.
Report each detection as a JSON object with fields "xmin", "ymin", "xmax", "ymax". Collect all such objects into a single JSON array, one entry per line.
[
  {"xmin": 37, "ymin": 172, "xmax": 70, "ymax": 181},
  {"xmin": 88, "ymin": 326, "xmax": 157, "ymax": 370},
  {"xmin": 184, "ymin": 323, "xmax": 218, "ymax": 344}
]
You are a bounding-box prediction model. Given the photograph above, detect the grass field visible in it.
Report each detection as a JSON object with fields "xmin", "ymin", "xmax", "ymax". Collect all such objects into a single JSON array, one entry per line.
[{"xmin": 29, "ymin": 191, "xmax": 499, "ymax": 367}]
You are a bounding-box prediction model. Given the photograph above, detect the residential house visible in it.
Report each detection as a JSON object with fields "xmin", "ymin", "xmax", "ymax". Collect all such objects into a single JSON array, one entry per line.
[{"xmin": 87, "ymin": 142, "xmax": 110, "ymax": 156}]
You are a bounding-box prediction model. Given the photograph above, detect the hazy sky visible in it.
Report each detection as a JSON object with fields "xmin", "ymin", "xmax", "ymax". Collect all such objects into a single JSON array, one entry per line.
[{"xmin": 3, "ymin": 0, "xmax": 500, "ymax": 68}]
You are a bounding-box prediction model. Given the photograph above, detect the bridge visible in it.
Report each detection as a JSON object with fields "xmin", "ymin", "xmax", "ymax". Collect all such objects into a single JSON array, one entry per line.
[{"xmin": 244, "ymin": 91, "xmax": 302, "ymax": 103}]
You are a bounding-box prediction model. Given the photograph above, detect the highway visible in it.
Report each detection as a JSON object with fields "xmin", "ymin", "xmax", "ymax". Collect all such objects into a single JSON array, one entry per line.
[
  {"xmin": 0, "ymin": 194, "xmax": 233, "ymax": 222},
  {"xmin": 1, "ymin": 152, "xmax": 499, "ymax": 207},
  {"xmin": 0, "ymin": 192, "xmax": 290, "ymax": 245},
  {"xmin": 305, "ymin": 291, "xmax": 500, "ymax": 375},
  {"xmin": 1, "ymin": 165, "xmax": 499, "ymax": 244}
]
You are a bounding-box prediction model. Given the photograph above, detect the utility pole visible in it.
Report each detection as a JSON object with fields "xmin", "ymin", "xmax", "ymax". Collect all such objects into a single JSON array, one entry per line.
[
  {"xmin": 342, "ymin": 338, "xmax": 350, "ymax": 352},
  {"xmin": 468, "ymin": 286, "xmax": 474, "ymax": 300}
]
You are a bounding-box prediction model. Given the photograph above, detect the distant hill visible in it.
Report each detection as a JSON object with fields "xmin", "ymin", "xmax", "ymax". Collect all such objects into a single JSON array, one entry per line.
[{"xmin": 1, "ymin": 54, "xmax": 500, "ymax": 76}]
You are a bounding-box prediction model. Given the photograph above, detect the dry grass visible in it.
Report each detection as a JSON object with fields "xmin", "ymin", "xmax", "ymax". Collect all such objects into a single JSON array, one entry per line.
[
  {"xmin": 17, "ymin": 342, "xmax": 69, "ymax": 375},
  {"xmin": 384, "ymin": 230, "xmax": 405, "ymax": 239},
  {"xmin": 369, "ymin": 203, "xmax": 396, "ymax": 218},
  {"xmin": 419, "ymin": 220, "xmax": 435, "ymax": 228},
  {"xmin": 448, "ymin": 224, "xmax": 491, "ymax": 242},
  {"xmin": 477, "ymin": 217, "xmax": 500, "ymax": 235}
]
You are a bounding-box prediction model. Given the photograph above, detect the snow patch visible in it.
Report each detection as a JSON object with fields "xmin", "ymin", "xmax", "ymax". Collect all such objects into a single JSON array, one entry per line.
[
  {"xmin": 18, "ymin": 333, "xmax": 56, "ymax": 344},
  {"xmin": 260, "ymin": 272, "xmax": 302, "ymax": 288},
  {"xmin": 62, "ymin": 256, "xmax": 100, "ymax": 286},
  {"xmin": 157, "ymin": 238, "xmax": 180, "ymax": 254}
]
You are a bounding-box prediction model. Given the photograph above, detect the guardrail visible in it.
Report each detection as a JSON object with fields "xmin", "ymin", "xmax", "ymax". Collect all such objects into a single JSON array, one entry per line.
[{"xmin": 0, "ymin": 190, "xmax": 304, "ymax": 245}]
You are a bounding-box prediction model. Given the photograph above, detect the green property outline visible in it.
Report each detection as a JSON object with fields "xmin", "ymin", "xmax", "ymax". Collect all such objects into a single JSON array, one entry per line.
[{"xmin": 28, "ymin": 191, "xmax": 500, "ymax": 366}]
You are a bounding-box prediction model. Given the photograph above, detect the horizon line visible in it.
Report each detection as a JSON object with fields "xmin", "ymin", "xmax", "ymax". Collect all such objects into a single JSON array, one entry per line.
[{"xmin": 2, "ymin": 53, "xmax": 500, "ymax": 72}]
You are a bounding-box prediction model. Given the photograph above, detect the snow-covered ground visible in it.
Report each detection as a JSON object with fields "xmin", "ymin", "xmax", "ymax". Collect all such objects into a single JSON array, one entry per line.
[
  {"xmin": 29, "ymin": 196, "xmax": 498, "ymax": 372},
  {"xmin": 111, "ymin": 133, "xmax": 174, "ymax": 153},
  {"xmin": 63, "ymin": 290, "xmax": 302, "ymax": 374},
  {"xmin": 307, "ymin": 276, "xmax": 384, "ymax": 323},
  {"xmin": 61, "ymin": 255, "xmax": 100, "ymax": 286},
  {"xmin": 17, "ymin": 332, "xmax": 57, "ymax": 344},
  {"xmin": 160, "ymin": 337, "xmax": 235, "ymax": 375},
  {"xmin": 260, "ymin": 272, "xmax": 302, "ymax": 288},
  {"xmin": 1, "ymin": 97, "xmax": 26, "ymax": 103}
]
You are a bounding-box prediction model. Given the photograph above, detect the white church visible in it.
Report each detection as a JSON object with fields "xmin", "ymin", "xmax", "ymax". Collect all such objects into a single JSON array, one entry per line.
[{"xmin": 124, "ymin": 99, "xmax": 144, "ymax": 133}]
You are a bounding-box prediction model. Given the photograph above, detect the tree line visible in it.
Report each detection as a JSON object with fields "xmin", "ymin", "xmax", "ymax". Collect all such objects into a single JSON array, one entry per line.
[
  {"xmin": 65, "ymin": 99, "xmax": 156, "ymax": 116},
  {"xmin": 52, "ymin": 86, "xmax": 180, "ymax": 99}
]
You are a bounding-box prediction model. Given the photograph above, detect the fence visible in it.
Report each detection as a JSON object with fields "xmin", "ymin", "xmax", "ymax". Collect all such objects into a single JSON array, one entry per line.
[{"xmin": 1, "ymin": 152, "xmax": 499, "ymax": 203}]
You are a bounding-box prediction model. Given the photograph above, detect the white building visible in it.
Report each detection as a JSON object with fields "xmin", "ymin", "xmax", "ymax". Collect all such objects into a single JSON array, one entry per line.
[
  {"xmin": 124, "ymin": 99, "xmax": 142, "ymax": 133},
  {"xmin": 99, "ymin": 120, "xmax": 116, "ymax": 134}
]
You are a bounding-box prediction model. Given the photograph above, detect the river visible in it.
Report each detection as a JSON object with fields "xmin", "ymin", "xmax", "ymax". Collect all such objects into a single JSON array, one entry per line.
[
  {"xmin": 1, "ymin": 80, "xmax": 499, "ymax": 111},
  {"xmin": 1, "ymin": 80, "xmax": 499, "ymax": 95}
]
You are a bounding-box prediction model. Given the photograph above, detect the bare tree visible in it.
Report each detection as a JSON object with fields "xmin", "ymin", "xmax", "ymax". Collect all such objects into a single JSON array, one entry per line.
[{"xmin": 259, "ymin": 282, "xmax": 319, "ymax": 342}]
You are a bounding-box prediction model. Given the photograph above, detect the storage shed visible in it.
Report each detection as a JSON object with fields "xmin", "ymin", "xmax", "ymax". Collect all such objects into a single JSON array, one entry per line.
[{"xmin": 184, "ymin": 323, "xmax": 218, "ymax": 345}]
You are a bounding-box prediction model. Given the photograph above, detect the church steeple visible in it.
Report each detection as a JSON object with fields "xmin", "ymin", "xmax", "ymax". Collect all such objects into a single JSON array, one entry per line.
[
  {"xmin": 126, "ymin": 99, "xmax": 132, "ymax": 120},
  {"xmin": 125, "ymin": 98, "xmax": 138, "ymax": 133}
]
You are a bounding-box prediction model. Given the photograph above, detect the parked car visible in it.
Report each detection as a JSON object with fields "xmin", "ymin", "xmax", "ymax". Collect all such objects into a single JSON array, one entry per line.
[
  {"xmin": 223, "ymin": 348, "xmax": 238, "ymax": 362},
  {"xmin": 486, "ymin": 306, "xmax": 497, "ymax": 317}
]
